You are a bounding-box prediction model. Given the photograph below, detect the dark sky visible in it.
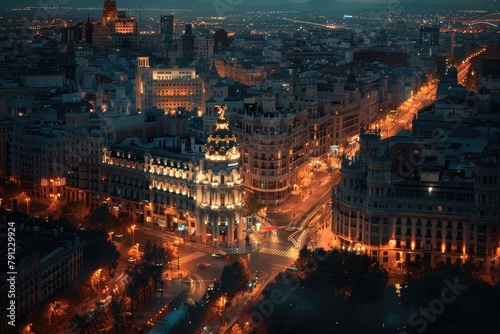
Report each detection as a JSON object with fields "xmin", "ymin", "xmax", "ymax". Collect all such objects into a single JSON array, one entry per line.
[{"xmin": 0, "ymin": 0, "xmax": 497, "ymax": 11}]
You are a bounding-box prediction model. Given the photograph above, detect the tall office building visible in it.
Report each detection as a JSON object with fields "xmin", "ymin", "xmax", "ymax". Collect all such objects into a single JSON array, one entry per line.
[
  {"xmin": 160, "ymin": 15, "xmax": 174, "ymax": 43},
  {"xmin": 181, "ymin": 24, "xmax": 195, "ymax": 64}
]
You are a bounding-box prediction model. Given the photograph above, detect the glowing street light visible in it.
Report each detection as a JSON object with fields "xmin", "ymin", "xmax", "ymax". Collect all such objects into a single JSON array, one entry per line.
[
  {"xmin": 22, "ymin": 323, "xmax": 33, "ymax": 334},
  {"xmin": 25, "ymin": 198, "xmax": 30, "ymax": 214},
  {"xmin": 131, "ymin": 225, "xmax": 136, "ymax": 243}
]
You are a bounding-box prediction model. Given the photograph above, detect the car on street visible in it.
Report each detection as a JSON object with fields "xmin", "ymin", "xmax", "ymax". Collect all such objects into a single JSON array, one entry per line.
[
  {"xmin": 197, "ymin": 263, "xmax": 210, "ymax": 269},
  {"xmin": 122, "ymin": 312, "xmax": 133, "ymax": 318},
  {"xmin": 211, "ymin": 253, "xmax": 224, "ymax": 258}
]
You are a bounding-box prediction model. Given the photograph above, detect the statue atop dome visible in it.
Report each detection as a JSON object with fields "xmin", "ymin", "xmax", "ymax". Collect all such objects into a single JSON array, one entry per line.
[{"xmin": 216, "ymin": 104, "xmax": 226, "ymax": 120}]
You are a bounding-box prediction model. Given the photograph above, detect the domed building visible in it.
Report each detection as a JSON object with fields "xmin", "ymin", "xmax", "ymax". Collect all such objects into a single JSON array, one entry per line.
[{"xmin": 195, "ymin": 105, "xmax": 245, "ymax": 247}]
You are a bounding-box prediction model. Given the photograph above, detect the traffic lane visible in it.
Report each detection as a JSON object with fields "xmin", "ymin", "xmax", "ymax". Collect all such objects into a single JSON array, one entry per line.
[{"xmin": 248, "ymin": 252, "xmax": 293, "ymax": 278}]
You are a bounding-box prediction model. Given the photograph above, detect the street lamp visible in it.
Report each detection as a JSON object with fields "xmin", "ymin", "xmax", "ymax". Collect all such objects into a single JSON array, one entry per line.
[
  {"xmin": 131, "ymin": 225, "xmax": 136, "ymax": 244},
  {"xmin": 25, "ymin": 198, "xmax": 30, "ymax": 214},
  {"xmin": 108, "ymin": 231, "xmax": 114, "ymax": 241},
  {"xmin": 22, "ymin": 323, "xmax": 33, "ymax": 334}
]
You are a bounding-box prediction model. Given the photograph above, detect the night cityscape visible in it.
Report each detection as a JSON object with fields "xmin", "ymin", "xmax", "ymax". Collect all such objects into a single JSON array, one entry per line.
[{"xmin": 0, "ymin": 0, "xmax": 499, "ymax": 333}]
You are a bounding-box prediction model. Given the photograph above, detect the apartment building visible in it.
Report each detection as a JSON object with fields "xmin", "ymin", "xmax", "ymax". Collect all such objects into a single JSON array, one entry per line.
[
  {"xmin": 214, "ymin": 59, "xmax": 267, "ymax": 87},
  {"xmin": 332, "ymin": 129, "xmax": 500, "ymax": 274},
  {"xmin": 0, "ymin": 211, "xmax": 84, "ymax": 332},
  {"xmin": 135, "ymin": 57, "xmax": 204, "ymax": 113},
  {"xmin": 9, "ymin": 112, "xmax": 67, "ymax": 201},
  {"xmin": 228, "ymin": 95, "xmax": 309, "ymax": 206}
]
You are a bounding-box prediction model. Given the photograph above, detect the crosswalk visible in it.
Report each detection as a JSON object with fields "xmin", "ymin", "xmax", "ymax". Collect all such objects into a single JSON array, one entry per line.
[
  {"xmin": 178, "ymin": 251, "xmax": 206, "ymax": 265},
  {"xmin": 259, "ymin": 247, "xmax": 298, "ymax": 259}
]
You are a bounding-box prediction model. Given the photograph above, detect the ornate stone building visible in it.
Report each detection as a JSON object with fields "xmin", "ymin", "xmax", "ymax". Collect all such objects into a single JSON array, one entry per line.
[
  {"xmin": 229, "ymin": 95, "xmax": 309, "ymax": 206},
  {"xmin": 332, "ymin": 129, "xmax": 500, "ymax": 274},
  {"xmin": 196, "ymin": 105, "xmax": 245, "ymax": 246},
  {"xmin": 92, "ymin": 0, "xmax": 140, "ymax": 50},
  {"xmin": 100, "ymin": 105, "xmax": 244, "ymax": 246}
]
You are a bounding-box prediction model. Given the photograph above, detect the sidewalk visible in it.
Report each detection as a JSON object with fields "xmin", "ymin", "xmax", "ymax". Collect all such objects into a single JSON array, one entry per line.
[
  {"xmin": 121, "ymin": 268, "xmax": 189, "ymax": 333},
  {"xmin": 217, "ymin": 279, "xmax": 267, "ymax": 334}
]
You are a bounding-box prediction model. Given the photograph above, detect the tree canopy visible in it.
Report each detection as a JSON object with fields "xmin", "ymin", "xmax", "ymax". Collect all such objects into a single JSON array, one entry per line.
[
  {"xmin": 220, "ymin": 258, "xmax": 251, "ymax": 300},
  {"xmin": 256, "ymin": 248, "xmax": 393, "ymax": 333},
  {"xmin": 257, "ymin": 250, "xmax": 500, "ymax": 334},
  {"xmin": 141, "ymin": 240, "xmax": 175, "ymax": 290}
]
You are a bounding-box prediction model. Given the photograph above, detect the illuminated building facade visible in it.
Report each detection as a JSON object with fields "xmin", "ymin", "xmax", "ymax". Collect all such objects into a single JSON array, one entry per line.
[
  {"xmin": 332, "ymin": 129, "xmax": 500, "ymax": 274},
  {"xmin": 135, "ymin": 56, "xmax": 204, "ymax": 113},
  {"xmin": 197, "ymin": 105, "xmax": 244, "ymax": 246},
  {"xmin": 92, "ymin": 0, "xmax": 139, "ymax": 50},
  {"xmin": 100, "ymin": 106, "xmax": 244, "ymax": 246},
  {"xmin": 229, "ymin": 95, "xmax": 310, "ymax": 206},
  {"xmin": 214, "ymin": 59, "xmax": 267, "ymax": 87}
]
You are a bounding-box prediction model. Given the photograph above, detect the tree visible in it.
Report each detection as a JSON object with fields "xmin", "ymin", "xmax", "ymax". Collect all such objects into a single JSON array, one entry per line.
[
  {"xmin": 294, "ymin": 245, "xmax": 328, "ymax": 277},
  {"xmin": 220, "ymin": 258, "xmax": 251, "ymax": 301},
  {"xmin": 81, "ymin": 229, "xmax": 120, "ymax": 275},
  {"xmin": 71, "ymin": 303, "xmax": 108, "ymax": 334},
  {"xmin": 0, "ymin": 179, "xmax": 23, "ymax": 203},
  {"xmin": 110, "ymin": 295, "xmax": 127, "ymax": 333},
  {"xmin": 400, "ymin": 262, "xmax": 500, "ymax": 334},
  {"xmin": 124, "ymin": 270, "xmax": 141, "ymax": 311},
  {"xmin": 141, "ymin": 240, "xmax": 175, "ymax": 291},
  {"xmin": 125, "ymin": 264, "xmax": 150, "ymax": 310},
  {"xmin": 242, "ymin": 191, "xmax": 260, "ymax": 217},
  {"xmin": 88, "ymin": 204, "xmax": 115, "ymax": 228},
  {"xmin": 90, "ymin": 268, "xmax": 105, "ymax": 295},
  {"xmin": 257, "ymin": 249, "xmax": 392, "ymax": 333},
  {"xmin": 45, "ymin": 300, "xmax": 69, "ymax": 330},
  {"xmin": 48, "ymin": 200, "xmax": 88, "ymax": 226}
]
